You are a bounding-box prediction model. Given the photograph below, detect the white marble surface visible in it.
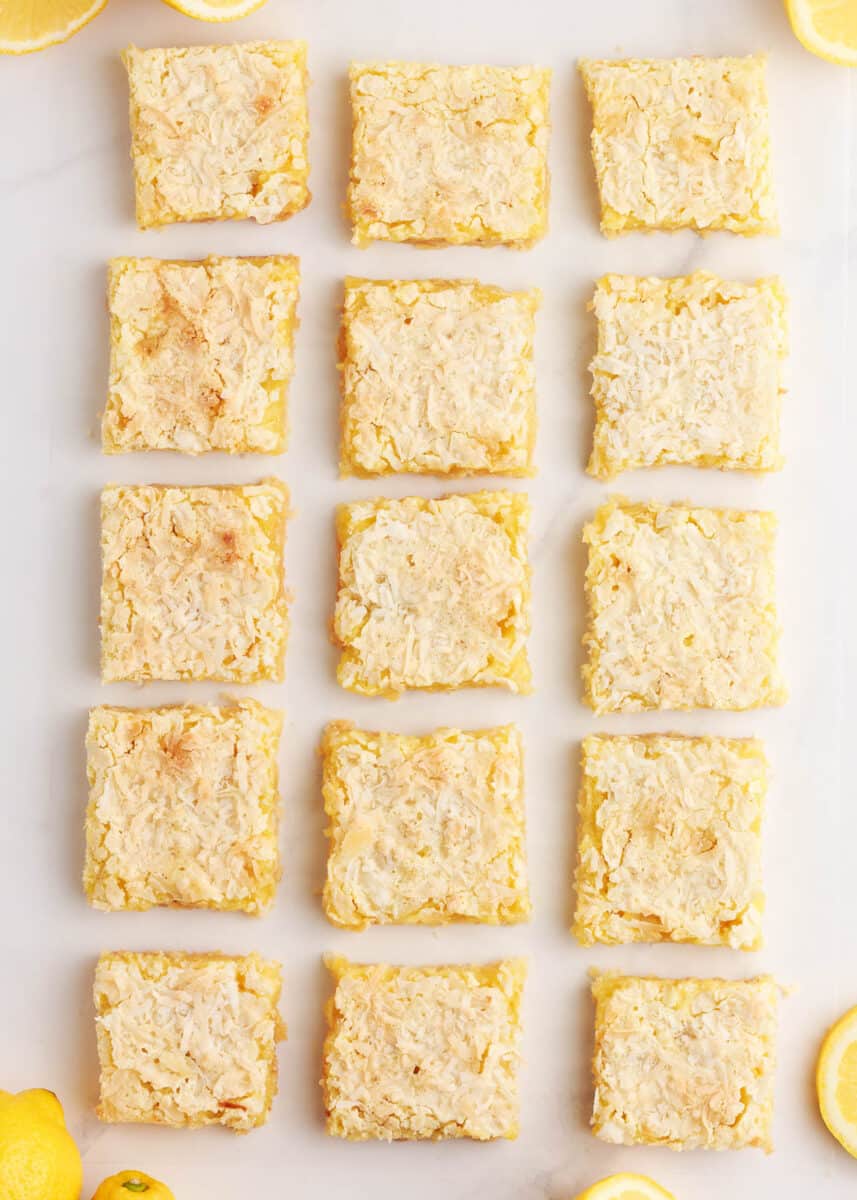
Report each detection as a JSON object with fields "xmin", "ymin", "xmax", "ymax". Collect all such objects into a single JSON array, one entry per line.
[{"xmin": 0, "ymin": 0, "xmax": 855, "ymax": 1196}]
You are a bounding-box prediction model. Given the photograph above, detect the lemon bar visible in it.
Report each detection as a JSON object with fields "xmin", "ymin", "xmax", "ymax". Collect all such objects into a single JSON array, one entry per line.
[
  {"xmin": 322, "ymin": 956, "xmax": 526, "ymax": 1140},
  {"xmin": 100, "ymin": 479, "xmax": 289, "ymax": 683},
  {"xmin": 579, "ymin": 55, "xmax": 778, "ymax": 237},
  {"xmin": 322, "ymin": 723, "xmax": 530, "ymax": 929},
  {"xmin": 583, "ymin": 499, "xmax": 785, "ymax": 714},
  {"xmin": 334, "ymin": 491, "xmax": 531, "ymax": 697},
  {"xmin": 591, "ymin": 972, "xmax": 779, "ymax": 1151},
  {"xmin": 123, "ymin": 42, "xmax": 310, "ymax": 229},
  {"xmin": 94, "ymin": 951, "xmax": 285, "ymax": 1131},
  {"xmin": 348, "ymin": 62, "xmax": 551, "ymax": 247},
  {"xmin": 574, "ymin": 735, "xmax": 767, "ymax": 949},
  {"xmin": 85, "ymin": 701, "xmax": 283, "ymax": 914},
  {"xmin": 339, "ymin": 278, "xmax": 539, "ymax": 477},
  {"xmin": 588, "ymin": 273, "xmax": 788, "ymax": 479},
  {"xmin": 104, "ymin": 256, "xmax": 300, "ymax": 455}
]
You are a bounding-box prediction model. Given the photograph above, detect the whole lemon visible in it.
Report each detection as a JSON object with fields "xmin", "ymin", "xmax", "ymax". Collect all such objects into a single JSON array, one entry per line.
[
  {"xmin": 0, "ymin": 1089, "xmax": 82, "ymax": 1200},
  {"xmin": 92, "ymin": 1171, "xmax": 175, "ymax": 1200}
]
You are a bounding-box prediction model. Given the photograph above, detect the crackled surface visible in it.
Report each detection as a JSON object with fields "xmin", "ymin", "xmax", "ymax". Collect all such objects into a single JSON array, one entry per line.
[
  {"xmin": 588, "ymin": 273, "xmax": 787, "ymax": 479},
  {"xmin": 85, "ymin": 702, "xmax": 282, "ymax": 914},
  {"xmin": 574, "ymin": 735, "xmax": 767, "ymax": 948},
  {"xmin": 583, "ymin": 499, "xmax": 786, "ymax": 713},
  {"xmin": 580, "ymin": 55, "xmax": 778, "ymax": 236},
  {"xmin": 339, "ymin": 278, "xmax": 539, "ymax": 476},
  {"xmin": 94, "ymin": 952, "xmax": 284, "ymax": 1131},
  {"xmin": 100, "ymin": 480, "xmax": 289, "ymax": 683},
  {"xmin": 322, "ymin": 723, "xmax": 530, "ymax": 928},
  {"xmin": 348, "ymin": 62, "xmax": 551, "ymax": 246},
  {"xmin": 104, "ymin": 256, "xmax": 300, "ymax": 454},
  {"xmin": 123, "ymin": 42, "xmax": 310, "ymax": 229},
  {"xmin": 323, "ymin": 957, "xmax": 525, "ymax": 1140},
  {"xmin": 591, "ymin": 973, "xmax": 779, "ymax": 1151},
  {"xmin": 333, "ymin": 491, "xmax": 531, "ymax": 697}
]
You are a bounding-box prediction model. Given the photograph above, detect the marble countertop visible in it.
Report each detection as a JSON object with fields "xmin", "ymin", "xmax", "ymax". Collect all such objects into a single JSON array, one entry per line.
[{"xmin": 0, "ymin": 0, "xmax": 855, "ymax": 1196}]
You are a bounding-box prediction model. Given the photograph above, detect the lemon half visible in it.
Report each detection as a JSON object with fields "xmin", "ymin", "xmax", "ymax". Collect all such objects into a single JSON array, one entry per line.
[
  {"xmin": 160, "ymin": 0, "xmax": 269, "ymax": 21},
  {"xmin": 786, "ymin": 0, "xmax": 857, "ymax": 66},
  {"xmin": 575, "ymin": 1173, "xmax": 676, "ymax": 1200},
  {"xmin": 0, "ymin": 0, "xmax": 107, "ymax": 55},
  {"xmin": 818, "ymin": 1003, "xmax": 857, "ymax": 1157}
]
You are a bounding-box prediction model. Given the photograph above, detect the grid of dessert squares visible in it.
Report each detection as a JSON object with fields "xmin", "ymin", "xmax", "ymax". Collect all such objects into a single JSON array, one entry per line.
[{"xmin": 87, "ymin": 41, "xmax": 787, "ymax": 1150}]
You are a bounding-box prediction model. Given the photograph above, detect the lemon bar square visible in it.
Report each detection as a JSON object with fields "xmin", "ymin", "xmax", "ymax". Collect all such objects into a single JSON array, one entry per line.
[
  {"xmin": 94, "ymin": 951, "xmax": 284, "ymax": 1131},
  {"xmin": 583, "ymin": 499, "xmax": 786, "ymax": 714},
  {"xmin": 123, "ymin": 42, "xmax": 310, "ymax": 229},
  {"xmin": 85, "ymin": 701, "xmax": 283, "ymax": 914},
  {"xmin": 574, "ymin": 735, "xmax": 767, "ymax": 949},
  {"xmin": 104, "ymin": 256, "xmax": 300, "ymax": 455},
  {"xmin": 348, "ymin": 62, "xmax": 551, "ymax": 247},
  {"xmin": 591, "ymin": 972, "xmax": 779, "ymax": 1151},
  {"xmin": 340, "ymin": 278, "xmax": 539, "ymax": 477},
  {"xmin": 579, "ymin": 55, "xmax": 778, "ymax": 237},
  {"xmin": 322, "ymin": 722, "xmax": 530, "ymax": 928},
  {"xmin": 588, "ymin": 273, "xmax": 787, "ymax": 479},
  {"xmin": 100, "ymin": 479, "xmax": 289, "ymax": 683},
  {"xmin": 323, "ymin": 956, "xmax": 526, "ymax": 1140},
  {"xmin": 334, "ymin": 491, "xmax": 531, "ymax": 697}
]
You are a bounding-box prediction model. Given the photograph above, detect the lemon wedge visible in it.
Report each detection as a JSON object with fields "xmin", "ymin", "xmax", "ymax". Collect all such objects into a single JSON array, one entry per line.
[
  {"xmin": 0, "ymin": 0, "xmax": 107, "ymax": 54},
  {"xmin": 161, "ymin": 0, "xmax": 270, "ymax": 21},
  {"xmin": 785, "ymin": 0, "xmax": 857, "ymax": 66},
  {"xmin": 574, "ymin": 1174, "xmax": 676, "ymax": 1200},
  {"xmin": 818, "ymin": 1004, "xmax": 857, "ymax": 1157}
]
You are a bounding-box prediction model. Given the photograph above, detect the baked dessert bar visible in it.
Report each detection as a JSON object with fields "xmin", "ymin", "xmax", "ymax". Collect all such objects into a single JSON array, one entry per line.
[
  {"xmin": 104, "ymin": 256, "xmax": 300, "ymax": 454},
  {"xmin": 588, "ymin": 272, "xmax": 787, "ymax": 479},
  {"xmin": 339, "ymin": 278, "xmax": 539, "ymax": 476},
  {"xmin": 123, "ymin": 42, "xmax": 309, "ymax": 228},
  {"xmin": 85, "ymin": 701, "xmax": 283, "ymax": 914},
  {"xmin": 574, "ymin": 734, "xmax": 767, "ymax": 949},
  {"xmin": 322, "ymin": 722, "xmax": 530, "ymax": 928},
  {"xmin": 582, "ymin": 499, "xmax": 786, "ymax": 713},
  {"xmin": 100, "ymin": 479, "xmax": 289, "ymax": 683},
  {"xmin": 94, "ymin": 951, "xmax": 284, "ymax": 1131},
  {"xmin": 334, "ymin": 491, "xmax": 531, "ymax": 697},
  {"xmin": 348, "ymin": 61, "xmax": 550, "ymax": 246},
  {"xmin": 322, "ymin": 956, "xmax": 526, "ymax": 1140},
  {"xmin": 591, "ymin": 972, "xmax": 779, "ymax": 1151},
  {"xmin": 579, "ymin": 55, "xmax": 778, "ymax": 236}
]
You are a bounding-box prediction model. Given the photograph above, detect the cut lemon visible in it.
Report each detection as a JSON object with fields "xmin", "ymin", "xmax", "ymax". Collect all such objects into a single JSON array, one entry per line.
[
  {"xmin": 161, "ymin": 0, "xmax": 269, "ymax": 21},
  {"xmin": 0, "ymin": 0, "xmax": 107, "ymax": 54},
  {"xmin": 575, "ymin": 1174, "xmax": 676, "ymax": 1200},
  {"xmin": 818, "ymin": 1004, "xmax": 857, "ymax": 1157},
  {"xmin": 785, "ymin": 0, "xmax": 857, "ymax": 66}
]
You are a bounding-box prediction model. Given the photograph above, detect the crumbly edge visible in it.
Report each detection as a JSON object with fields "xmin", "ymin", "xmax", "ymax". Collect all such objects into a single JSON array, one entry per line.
[
  {"xmin": 320, "ymin": 721, "xmax": 530, "ymax": 927},
  {"xmin": 84, "ymin": 700, "xmax": 283, "ymax": 913},
  {"xmin": 346, "ymin": 62, "xmax": 551, "ymax": 248},
  {"xmin": 573, "ymin": 733, "xmax": 767, "ymax": 948},
  {"xmin": 333, "ymin": 490, "xmax": 533, "ymax": 698}
]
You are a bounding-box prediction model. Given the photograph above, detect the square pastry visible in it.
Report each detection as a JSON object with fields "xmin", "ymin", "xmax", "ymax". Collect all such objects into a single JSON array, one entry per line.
[
  {"xmin": 323, "ymin": 956, "xmax": 526, "ymax": 1140},
  {"xmin": 123, "ymin": 42, "xmax": 310, "ymax": 229},
  {"xmin": 104, "ymin": 256, "xmax": 300, "ymax": 454},
  {"xmin": 85, "ymin": 701, "xmax": 283, "ymax": 914},
  {"xmin": 588, "ymin": 273, "xmax": 787, "ymax": 479},
  {"xmin": 339, "ymin": 278, "xmax": 539, "ymax": 476},
  {"xmin": 582, "ymin": 499, "xmax": 786, "ymax": 713},
  {"xmin": 321, "ymin": 722, "xmax": 530, "ymax": 928},
  {"xmin": 579, "ymin": 55, "xmax": 778, "ymax": 236},
  {"xmin": 94, "ymin": 951, "xmax": 284, "ymax": 1131},
  {"xmin": 591, "ymin": 972, "xmax": 779, "ymax": 1151},
  {"xmin": 333, "ymin": 491, "xmax": 531, "ymax": 697},
  {"xmin": 100, "ymin": 480, "xmax": 289, "ymax": 683},
  {"xmin": 574, "ymin": 734, "xmax": 767, "ymax": 949},
  {"xmin": 348, "ymin": 62, "xmax": 551, "ymax": 246}
]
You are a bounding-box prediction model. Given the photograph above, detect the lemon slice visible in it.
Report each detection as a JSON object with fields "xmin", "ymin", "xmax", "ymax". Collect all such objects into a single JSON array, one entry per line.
[
  {"xmin": 161, "ymin": 0, "xmax": 270, "ymax": 21},
  {"xmin": 785, "ymin": 0, "xmax": 857, "ymax": 66},
  {"xmin": 575, "ymin": 1174, "xmax": 676, "ymax": 1200},
  {"xmin": 818, "ymin": 1004, "xmax": 857, "ymax": 1157},
  {"xmin": 0, "ymin": 0, "xmax": 107, "ymax": 54}
]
